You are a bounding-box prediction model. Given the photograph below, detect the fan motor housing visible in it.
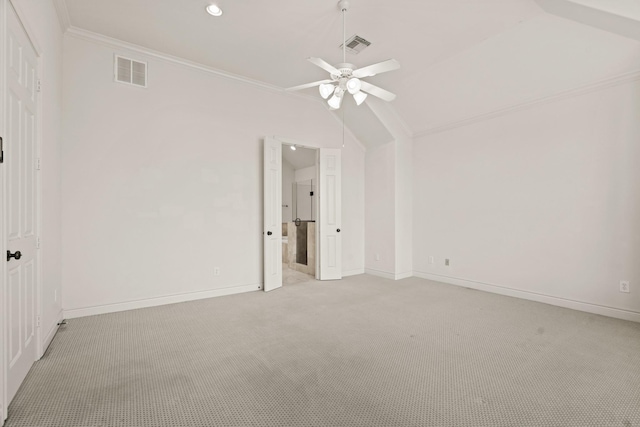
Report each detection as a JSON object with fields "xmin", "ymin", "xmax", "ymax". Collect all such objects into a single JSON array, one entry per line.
[{"xmin": 331, "ymin": 63, "xmax": 355, "ymax": 80}]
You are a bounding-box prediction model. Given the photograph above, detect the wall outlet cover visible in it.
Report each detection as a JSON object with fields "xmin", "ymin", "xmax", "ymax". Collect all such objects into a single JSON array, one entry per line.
[{"xmin": 620, "ymin": 280, "xmax": 630, "ymax": 293}]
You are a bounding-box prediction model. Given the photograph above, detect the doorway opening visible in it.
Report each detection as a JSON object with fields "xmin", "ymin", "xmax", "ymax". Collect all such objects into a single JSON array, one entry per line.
[{"xmin": 282, "ymin": 144, "xmax": 317, "ymax": 285}]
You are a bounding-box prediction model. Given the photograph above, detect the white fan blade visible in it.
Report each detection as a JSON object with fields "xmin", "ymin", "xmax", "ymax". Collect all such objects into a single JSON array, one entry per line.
[
  {"xmin": 360, "ymin": 81, "xmax": 396, "ymax": 102},
  {"xmin": 352, "ymin": 59, "xmax": 400, "ymax": 78},
  {"xmin": 286, "ymin": 79, "xmax": 333, "ymax": 92},
  {"xmin": 307, "ymin": 57, "xmax": 341, "ymax": 75}
]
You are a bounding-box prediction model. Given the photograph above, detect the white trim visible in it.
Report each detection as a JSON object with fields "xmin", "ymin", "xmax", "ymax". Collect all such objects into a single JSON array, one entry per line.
[
  {"xmin": 66, "ymin": 26, "xmax": 285, "ymax": 94},
  {"xmin": 65, "ymin": 26, "xmax": 327, "ymax": 106},
  {"xmin": 39, "ymin": 311, "xmax": 63, "ymax": 360},
  {"xmin": 413, "ymin": 270, "xmax": 640, "ymax": 324},
  {"xmin": 0, "ymin": 0, "xmax": 5, "ymax": 419},
  {"xmin": 365, "ymin": 268, "xmax": 409, "ymax": 281},
  {"xmin": 34, "ymin": 30, "xmax": 44, "ymax": 362},
  {"xmin": 342, "ymin": 268, "xmax": 364, "ymax": 277},
  {"xmin": 52, "ymin": 0, "xmax": 70, "ymax": 32},
  {"xmin": 414, "ymin": 69, "xmax": 640, "ymax": 138},
  {"xmin": 63, "ymin": 283, "xmax": 260, "ymax": 319},
  {"xmin": 395, "ymin": 271, "xmax": 412, "ymax": 280},
  {"xmin": 63, "ymin": 27, "xmax": 366, "ymax": 153}
]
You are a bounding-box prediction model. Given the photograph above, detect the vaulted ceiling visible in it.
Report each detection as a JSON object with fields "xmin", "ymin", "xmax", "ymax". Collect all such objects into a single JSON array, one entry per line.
[{"xmin": 58, "ymin": 0, "xmax": 640, "ymax": 145}]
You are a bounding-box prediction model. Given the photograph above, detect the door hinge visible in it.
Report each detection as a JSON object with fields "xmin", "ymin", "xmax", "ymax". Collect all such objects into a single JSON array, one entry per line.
[
  {"xmin": 37, "ymin": 79, "xmax": 41, "ymax": 92},
  {"xmin": 36, "ymin": 316, "xmax": 41, "ymax": 327},
  {"xmin": 36, "ymin": 157, "xmax": 41, "ymax": 170},
  {"xmin": 0, "ymin": 136, "xmax": 3, "ymax": 163},
  {"xmin": 36, "ymin": 236, "xmax": 41, "ymax": 249}
]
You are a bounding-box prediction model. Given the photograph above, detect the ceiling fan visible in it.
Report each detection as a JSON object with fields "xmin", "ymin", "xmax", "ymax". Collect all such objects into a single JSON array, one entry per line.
[{"xmin": 286, "ymin": 0, "xmax": 400, "ymax": 110}]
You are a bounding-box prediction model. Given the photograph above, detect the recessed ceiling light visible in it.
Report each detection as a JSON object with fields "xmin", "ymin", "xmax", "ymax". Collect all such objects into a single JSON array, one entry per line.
[{"xmin": 206, "ymin": 4, "xmax": 223, "ymax": 16}]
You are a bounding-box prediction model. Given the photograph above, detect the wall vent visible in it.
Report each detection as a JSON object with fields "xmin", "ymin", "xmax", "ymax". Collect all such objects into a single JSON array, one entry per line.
[
  {"xmin": 115, "ymin": 55, "xmax": 147, "ymax": 88},
  {"xmin": 340, "ymin": 35, "xmax": 371, "ymax": 54}
]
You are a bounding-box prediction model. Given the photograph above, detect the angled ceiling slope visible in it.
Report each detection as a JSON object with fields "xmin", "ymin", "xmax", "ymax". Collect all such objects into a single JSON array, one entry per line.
[
  {"xmin": 55, "ymin": 1, "xmax": 640, "ymax": 143},
  {"xmin": 57, "ymin": 0, "xmax": 549, "ymax": 144},
  {"xmin": 536, "ymin": 0, "xmax": 640, "ymax": 40}
]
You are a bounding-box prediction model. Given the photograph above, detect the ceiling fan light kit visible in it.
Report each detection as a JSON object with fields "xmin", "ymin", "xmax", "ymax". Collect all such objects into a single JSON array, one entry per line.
[{"xmin": 286, "ymin": 0, "xmax": 400, "ymax": 110}]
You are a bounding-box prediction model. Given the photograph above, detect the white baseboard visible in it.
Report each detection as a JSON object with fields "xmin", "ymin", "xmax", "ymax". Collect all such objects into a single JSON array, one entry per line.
[
  {"xmin": 342, "ymin": 268, "xmax": 365, "ymax": 277},
  {"xmin": 64, "ymin": 283, "xmax": 260, "ymax": 319},
  {"xmin": 39, "ymin": 310, "xmax": 64, "ymax": 359},
  {"xmin": 365, "ymin": 268, "xmax": 396, "ymax": 280},
  {"xmin": 365, "ymin": 268, "xmax": 412, "ymax": 281},
  {"xmin": 414, "ymin": 271, "xmax": 640, "ymax": 323}
]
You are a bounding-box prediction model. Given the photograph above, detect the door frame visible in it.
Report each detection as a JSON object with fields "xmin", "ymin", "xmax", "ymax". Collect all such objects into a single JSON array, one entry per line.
[
  {"xmin": 266, "ymin": 136, "xmax": 322, "ymax": 286},
  {"xmin": 281, "ymin": 140, "xmax": 321, "ymax": 279},
  {"xmin": 0, "ymin": 0, "xmax": 44, "ymax": 421}
]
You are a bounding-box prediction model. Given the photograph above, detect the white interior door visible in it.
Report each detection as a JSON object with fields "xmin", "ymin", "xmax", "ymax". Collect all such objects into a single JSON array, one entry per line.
[
  {"xmin": 263, "ymin": 137, "xmax": 282, "ymax": 291},
  {"xmin": 4, "ymin": 3, "xmax": 38, "ymax": 407},
  {"xmin": 318, "ymin": 148, "xmax": 342, "ymax": 280}
]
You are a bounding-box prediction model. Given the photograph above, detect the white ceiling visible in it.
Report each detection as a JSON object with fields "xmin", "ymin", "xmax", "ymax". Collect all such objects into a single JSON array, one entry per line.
[
  {"xmin": 282, "ymin": 145, "xmax": 316, "ymax": 171},
  {"xmin": 60, "ymin": 0, "xmax": 640, "ymax": 143}
]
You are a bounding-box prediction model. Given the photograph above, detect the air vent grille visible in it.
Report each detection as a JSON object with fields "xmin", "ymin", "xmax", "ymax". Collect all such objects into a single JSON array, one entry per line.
[
  {"xmin": 115, "ymin": 55, "xmax": 147, "ymax": 88},
  {"xmin": 340, "ymin": 35, "xmax": 371, "ymax": 54}
]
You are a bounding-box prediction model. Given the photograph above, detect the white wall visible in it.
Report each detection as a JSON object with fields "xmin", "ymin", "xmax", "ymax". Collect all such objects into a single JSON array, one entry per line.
[
  {"xmin": 395, "ymin": 138, "xmax": 413, "ymax": 278},
  {"xmin": 413, "ymin": 78, "xmax": 640, "ymax": 319},
  {"xmin": 11, "ymin": 0, "xmax": 64, "ymax": 349},
  {"xmin": 293, "ymin": 165, "xmax": 316, "ymax": 221},
  {"xmin": 61, "ymin": 35, "xmax": 365, "ymax": 315},
  {"xmin": 365, "ymin": 142, "xmax": 396, "ymax": 276},
  {"xmin": 294, "ymin": 165, "xmax": 316, "ymax": 183}
]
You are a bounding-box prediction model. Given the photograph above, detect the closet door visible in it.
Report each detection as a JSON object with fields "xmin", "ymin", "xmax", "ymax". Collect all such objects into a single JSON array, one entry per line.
[{"xmin": 4, "ymin": 2, "xmax": 39, "ymax": 407}]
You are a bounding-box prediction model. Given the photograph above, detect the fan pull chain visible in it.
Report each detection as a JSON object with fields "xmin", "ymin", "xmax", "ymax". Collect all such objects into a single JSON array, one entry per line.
[{"xmin": 342, "ymin": 107, "xmax": 345, "ymax": 148}]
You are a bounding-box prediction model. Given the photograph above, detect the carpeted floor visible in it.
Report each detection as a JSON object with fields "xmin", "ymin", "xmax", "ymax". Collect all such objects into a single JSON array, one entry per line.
[{"xmin": 6, "ymin": 274, "xmax": 640, "ymax": 427}]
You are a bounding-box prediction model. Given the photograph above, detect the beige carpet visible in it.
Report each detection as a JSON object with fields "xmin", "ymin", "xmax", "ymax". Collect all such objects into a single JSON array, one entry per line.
[{"xmin": 6, "ymin": 274, "xmax": 640, "ymax": 427}]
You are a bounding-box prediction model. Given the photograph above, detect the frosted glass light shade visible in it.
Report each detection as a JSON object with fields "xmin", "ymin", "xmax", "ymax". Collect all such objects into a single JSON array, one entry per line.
[
  {"xmin": 346, "ymin": 78, "xmax": 361, "ymax": 94},
  {"xmin": 353, "ymin": 91, "xmax": 368, "ymax": 105},
  {"xmin": 319, "ymin": 83, "xmax": 335, "ymax": 99},
  {"xmin": 327, "ymin": 93, "xmax": 343, "ymax": 109}
]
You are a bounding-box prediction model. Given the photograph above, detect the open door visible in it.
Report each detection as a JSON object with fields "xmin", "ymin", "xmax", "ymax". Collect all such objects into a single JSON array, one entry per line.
[
  {"xmin": 3, "ymin": 3, "xmax": 40, "ymax": 418},
  {"xmin": 263, "ymin": 137, "xmax": 282, "ymax": 291},
  {"xmin": 318, "ymin": 148, "xmax": 342, "ymax": 280}
]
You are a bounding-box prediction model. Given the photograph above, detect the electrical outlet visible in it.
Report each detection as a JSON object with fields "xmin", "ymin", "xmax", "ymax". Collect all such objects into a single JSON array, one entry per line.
[
  {"xmin": 429, "ymin": 256, "xmax": 435, "ymax": 264},
  {"xmin": 375, "ymin": 254, "xmax": 380, "ymax": 261},
  {"xmin": 214, "ymin": 267, "xmax": 220, "ymax": 277},
  {"xmin": 620, "ymin": 280, "xmax": 630, "ymax": 293},
  {"xmin": 445, "ymin": 258, "xmax": 450, "ymax": 267}
]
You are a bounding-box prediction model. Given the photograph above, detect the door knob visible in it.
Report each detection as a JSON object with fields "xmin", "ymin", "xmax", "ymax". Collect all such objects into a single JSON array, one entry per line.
[
  {"xmin": 337, "ymin": 228, "xmax": 341, "ymax": 233},
  {"xmin": 267, "ymin": 231, "xmax": 273, "ymax": 235},
  {"xmin": 7, "ymin": 250, "xmax": 22, "ymax": 261}
]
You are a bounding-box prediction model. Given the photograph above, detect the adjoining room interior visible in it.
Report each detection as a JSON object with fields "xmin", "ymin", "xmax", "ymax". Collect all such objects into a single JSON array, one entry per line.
[
  {"xmin": 1, "ymin": 0, "xmax": 640, "ymax": 426},
  {"xmin": 282, "ymin": 144, "xmax": 318, "ymax": 285}
]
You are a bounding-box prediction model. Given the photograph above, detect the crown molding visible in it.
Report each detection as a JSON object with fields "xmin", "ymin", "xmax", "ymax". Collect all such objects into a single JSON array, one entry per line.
[
  {"xmin": 66, "ymin": 26, "xmax": 286, "ymax": 92},
  {"xmin": 414, "ymin": 69, "xmax": 640, "ymax": 138},
  {"xmin": 52, "ymin": 0, "xmax": 71, "ymax": 32},
  {"xmin": 64, "ymin": 26, "xmax": 367, "ymax": 150}
]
